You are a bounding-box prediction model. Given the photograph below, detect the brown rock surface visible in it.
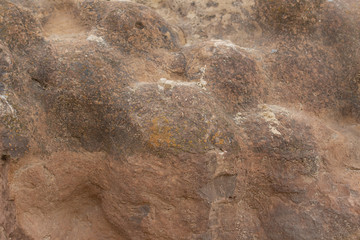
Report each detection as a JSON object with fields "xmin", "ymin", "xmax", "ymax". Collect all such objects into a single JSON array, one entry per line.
[{"xmin": 1, "ymin": 0, "xmax": 360, "ymax": 239}]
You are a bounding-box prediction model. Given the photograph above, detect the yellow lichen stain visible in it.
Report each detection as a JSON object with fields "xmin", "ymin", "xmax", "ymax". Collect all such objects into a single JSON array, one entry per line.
[
  {"xmin": 217, "ymin": 138, "xmax": 225, "ymax": 145},
  {"xmin": 207, "ymin": 131, "xmax": 226, "ymax": 146},
  {"xmin": 148, "ymin": 116, "xmax": 178, "ymax": 148}
]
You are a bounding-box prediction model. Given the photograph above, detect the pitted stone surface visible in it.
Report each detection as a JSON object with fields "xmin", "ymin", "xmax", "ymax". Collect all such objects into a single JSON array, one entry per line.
[{"xmin": 1, "ymin": 0, "xmax": 360, "ymax": 239}]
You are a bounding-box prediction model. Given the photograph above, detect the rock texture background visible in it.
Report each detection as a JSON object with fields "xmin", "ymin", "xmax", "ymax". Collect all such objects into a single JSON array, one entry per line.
[{"xmin": 1, "ymin": 0, "xmax": 360, "ymax": 239}]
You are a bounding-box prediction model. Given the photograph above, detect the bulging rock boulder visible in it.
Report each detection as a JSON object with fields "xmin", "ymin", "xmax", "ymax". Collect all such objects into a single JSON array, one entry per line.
[{"xmin": 1, "ymin": 0, "xmax": 360, "ymax": 239}]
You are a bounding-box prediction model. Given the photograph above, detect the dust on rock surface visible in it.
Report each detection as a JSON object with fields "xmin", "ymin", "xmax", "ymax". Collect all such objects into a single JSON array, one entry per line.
[{"xmin": 1, "ymin": 0, "xmax": 360, "ymax": 239}]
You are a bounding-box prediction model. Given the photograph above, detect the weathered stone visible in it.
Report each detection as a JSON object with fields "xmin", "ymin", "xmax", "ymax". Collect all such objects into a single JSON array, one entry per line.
[{"xmin": 0, "ymin": 0, "xmax": 360, "ymax": 239}]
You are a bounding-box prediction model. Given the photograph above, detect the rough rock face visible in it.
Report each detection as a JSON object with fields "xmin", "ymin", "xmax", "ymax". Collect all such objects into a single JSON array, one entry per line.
[{"xmin": 1, "ymin": 0, "xmax": 360, "ymax": 239}]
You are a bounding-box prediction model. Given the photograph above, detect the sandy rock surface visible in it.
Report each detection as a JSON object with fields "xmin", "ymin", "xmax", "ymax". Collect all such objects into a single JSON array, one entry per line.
[{"xmin": 1, "ymin": 0, "xmax": 360, "ymax": 239}]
